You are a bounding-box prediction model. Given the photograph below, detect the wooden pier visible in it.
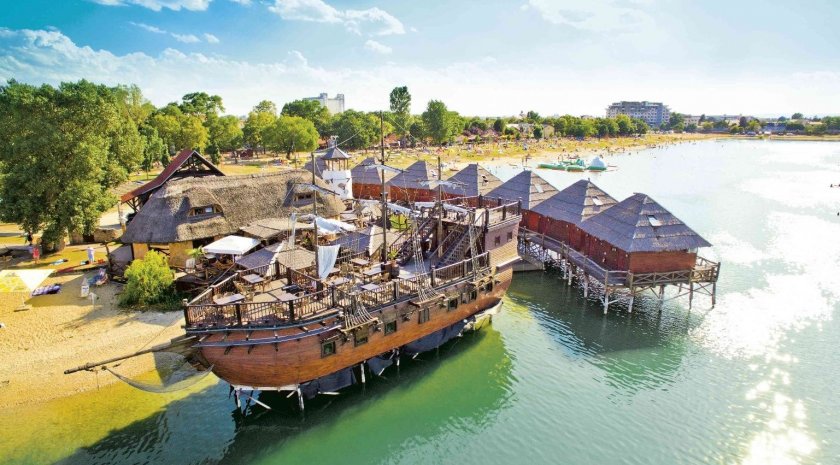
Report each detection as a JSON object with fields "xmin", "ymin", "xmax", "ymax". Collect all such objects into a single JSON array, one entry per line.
[{"xmin": 517, "ymin": 228, "xmax": 720, "ymax": 313}]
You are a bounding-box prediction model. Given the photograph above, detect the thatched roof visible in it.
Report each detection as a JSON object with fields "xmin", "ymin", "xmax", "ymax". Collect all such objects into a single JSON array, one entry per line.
[
  {"xmin": 329, "ymin": 225, "xmax": 401, "ymax": 256},
  {"xmin": 351, "ymin": 157, "xmax": 395, "ymax": 186},
  {"xmin": 578, "ymin": 193, "xmax": 712, "ymax": 252},
  {"xmin": 121, "ymin": 170, "xmax": 346, "ymax": 244},
  {"xmin": 387, "ymin": 161, "xmax": 438, "ymax": 190},
  {"xmin": 239, "ymin": 217, "xmax": 312, "ymax": 241},
  {"xmin": 485, "ymin": 170, "xmax": 557, "ymax": 209},
  {"xmin": 530, "ymin": 180, "xmax": 617, "ymax": 224},
  {"xmin": 121, "ymin": 149, "xmax": 224, "ymax": 203},
  {"xmin": 443, "ymin": 164, "xmax": 503, "ymax": 197},
  {"xmin": 237, "ymin": 243, "xmax": 315, "ymax": 271}
]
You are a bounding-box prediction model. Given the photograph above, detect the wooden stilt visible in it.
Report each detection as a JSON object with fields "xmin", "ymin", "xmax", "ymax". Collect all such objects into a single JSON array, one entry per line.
[
  {"xmin": 628, "ymin": 288, "xmax": 635, "ymax": 313},
  {"xmin": 360, "ymin": 362, "xmax": 366, "ymax": 384},
  {"xmin": 688, "ymin": 282, "xmax": 694, "ymax": 309},
  {"xmin": 583, "ymin": 274, "xmax": 589, "ymax": 298},
  {"xmin": 603, "ymin": 289, "xmax": 610, "ymax": 314},
  {"xmin": 297, "ymin": 387, "xmax": 305, "ymax": 412}
]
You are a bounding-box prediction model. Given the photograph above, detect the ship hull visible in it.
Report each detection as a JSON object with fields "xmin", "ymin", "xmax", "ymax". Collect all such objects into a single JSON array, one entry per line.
[{"xmin": 193, "ymin": 265, "xmax": 512, "ymax": 389}]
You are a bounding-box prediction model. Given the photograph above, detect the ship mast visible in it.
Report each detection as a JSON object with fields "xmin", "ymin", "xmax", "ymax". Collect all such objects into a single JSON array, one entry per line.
[
  {"xmin": 436, "ymin": 153, "xmax": 443, "ymax": 258},
  {"xmin": 311, "ymin": 150, "xmax": 319, "ymax": 276},
  {"xmin": 380, "ymin": 111, "xmax": 388, "ymax": 264}
]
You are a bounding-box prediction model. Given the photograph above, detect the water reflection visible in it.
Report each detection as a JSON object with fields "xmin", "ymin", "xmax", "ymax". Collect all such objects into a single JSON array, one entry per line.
[
  {"xmin": 51, "ymin": 327, "xmax": 513, "ymax": 465},
  {"xmin": 506, "ymin": 272, "xmax": 693, "ymax": 395}
]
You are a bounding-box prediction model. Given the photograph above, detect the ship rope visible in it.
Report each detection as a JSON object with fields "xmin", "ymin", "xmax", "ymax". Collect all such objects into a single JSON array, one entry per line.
[
  {"xmin": 344, "ymin": 295, "xmax": 376, "ymax": 329},
  {"xmin": 412, "ymin": 211, "xmax": 440, "ymax": 303},
  {"xmin": 104, "ymin": 362, "xmax": 214, "ymax": 394}
]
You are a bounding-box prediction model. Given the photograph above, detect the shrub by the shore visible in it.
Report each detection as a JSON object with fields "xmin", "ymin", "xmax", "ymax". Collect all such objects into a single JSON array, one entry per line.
[{"xmin": 119, "ymin": 250, "xmax": 180, "ymax": 310}]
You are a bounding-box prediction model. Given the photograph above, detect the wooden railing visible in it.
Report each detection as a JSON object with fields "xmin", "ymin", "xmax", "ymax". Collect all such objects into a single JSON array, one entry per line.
[{"xmin": 183, "ymin": 251, "xmax": 493, "ymax": 329}]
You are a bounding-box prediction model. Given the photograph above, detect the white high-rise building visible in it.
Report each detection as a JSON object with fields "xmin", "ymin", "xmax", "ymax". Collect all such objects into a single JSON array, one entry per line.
[
  {"xmin": 606, "ymin": 101, "xmax": 671, "ymax": 128},
  {"xmin": 304, "ymin": 93, "xmax": 345, "ymax": 114}
]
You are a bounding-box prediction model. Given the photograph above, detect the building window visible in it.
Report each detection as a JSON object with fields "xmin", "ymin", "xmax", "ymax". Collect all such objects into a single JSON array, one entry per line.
[
  {"xmin": 354, "ymin": 335, "xmax": 368, "ymax": 347},
  {"xmin": 419, "ymin": 308, "xmax": 430, "ymax": 323},
  {"xmin": 494, "ymin": 235, "xmax": 501, "ymax": 246},
  {"xmin": 293, "ymin": 192, "xmax": 314, "ymax": 203},
  {"xmin": 470, "ymin": 289, "xmax": 478, "ymax": 301},
  {"xmin": 449, "ymin": 297, "xmax": 459, "ymax": 310},
  {"xmin": 507, "ymin": 231, "xmax": 513, "ymax": 242},
  {"xmin": 384, "ymin": 320, "xmax": 397, "ymax": 335},
  {"xmin": 321, "ymin": 340, "xmax": 336, "ymax": 357},
  {"xmin": 189, "ymin": 205, "xmax": 219, "ymax": 217},
  {"xmin": 485, "ymin": 281, "xmax": 494, "ymax": 293}
]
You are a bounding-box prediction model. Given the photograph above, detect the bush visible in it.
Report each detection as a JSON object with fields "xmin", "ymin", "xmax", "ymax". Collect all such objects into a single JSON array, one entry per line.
[{"xmin": 120, "ymin": 250, "xmax": 177, "ymax": 308}]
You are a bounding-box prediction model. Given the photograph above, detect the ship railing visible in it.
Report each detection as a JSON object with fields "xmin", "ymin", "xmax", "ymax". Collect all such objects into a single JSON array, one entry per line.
[{"xmin": 184, "ymin": 252, "xmax": 493, "ymax": 329}]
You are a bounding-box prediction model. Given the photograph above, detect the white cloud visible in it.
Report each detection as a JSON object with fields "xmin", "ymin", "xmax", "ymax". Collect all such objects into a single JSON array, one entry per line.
[
  {"xmin": 527, "ymin": 0, "xmax": 654, "ymax": 32},
  {"xmin": 171, "ymin": 33, "xmax": 201, "ymax": 43},
  {"xmin": 364, "ymin": 39, "xmax": 391, "ymax": 55},
  {"xmin": 268, "ymin": 0, "xmax": 405, "ymax": 35},
  {"xmin": 129, "ymin": 22, "xmax": 166, "ymax": 34},
  {"xmin": 229, "ymin": 0, "xmax": 251, "ymax": 4},
  {"xmin": 91, "ymin": 0, "xmax": 212, "ymax": 11},
  {"xmin": 3, "ymin": 27, "xmax": 840, "ymax": 117},
  {"xmin": 203, "ymin": 33, "xmax": 220, "ymax": 44}
]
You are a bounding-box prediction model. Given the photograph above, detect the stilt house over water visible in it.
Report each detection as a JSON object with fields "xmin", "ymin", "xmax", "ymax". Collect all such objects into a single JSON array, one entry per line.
[
  {"xmin": 529, "ymin": 180, "xmax": 617, "ymax": 250},
  {"xmin": 577, "ymin": 193, "xmax": 711, "ymax": 273},
  {"xmin": 351, "ymin": 157, "xmax": 395, "ymax": 200},
  {"xmin": 120, "ymin": 170, "xmax": 345, "ymax": 267},
  {"xmin": 387, "ymin": 160, "xmax": 438, "ymax": 202},
  {"xmin": 442, "ymin": 163, "xmax": 503, "ymax": 201},
  {"xmin": 485, "ymin": 170, "xmax": 558, "ymax": 231}
]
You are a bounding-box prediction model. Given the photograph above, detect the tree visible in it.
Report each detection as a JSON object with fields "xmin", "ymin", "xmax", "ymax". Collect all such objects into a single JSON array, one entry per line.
[
  {"xmin": 685, "ymin": 123, "xmax": 698, "ymax": 133},
  {"xmin": 493, "ymin": 118, "xmax": 504, "ymax": 133},
  {"xmin": 140, "ymin": 126, "xmax": 167, "ymax": 173},
  {"xmin": 632, "ymin": 118, "xmax": 649, "ymax": 135},
  {"xmin": 533, "ymin": 125, "xmax": 543, "ymax": 139},
  {"xmin": 421, "ymin": 100, "xmax": 457, "ymax": 145},
  {"xmin": 739, "ymin": 116, "xmax": 748, "ymax": 128},
  {"xmin": 242, "ymin": 109, "xmax": 276, "ymax": 152},
  {"xmin": 264, "ymin": 115, "xmax": 319, "ymax": 160},
  {"xmin": 119, "ymin": 250, "xmax": 175, "ymax": 307},
  {"xmin": 206, "ymin": 114, "xmax": 243, "ymax": 162},
  {"xmin": 746, "ymin": 120, "xmax": 762, "ymax": 132},
  {"xmin": 389, "ymin": 86, "xmax": 412, "ymax": 138},
  {"xmin": 699, "ymin": 114, "xmax": 706, "ymax": 123},
  {"xmin": 525, "ymin": 110, "xmax": 542, "ymax": 124},
  {"xmin": 615, "ymin": 114, "xmax": 633, "ymax": 136},
  {"xmin": 0, "ymin": 80, "xmax": 143, "ymax": 250},
  {"xmin": 669, "ymin": 113, "xmax": 685, "ymax": 130},
  {"xmin": 148, "ymin": 104, "xmax": 208, "ymax": 152},
  {"xmin": 791, "ymin": 112, "xmax": 804, "ymax": 120},
  {"xmin": 253, "ymin": 100, "xmax": 277, "ymax": 115},
  {"xmin": 281, "ymin": 99, "xmax": 331, "ymax": 135},
  {"xmin": 328, "ymin": 110, "xmax": 382, "ymax": 150},
  {"xmin": 179, "ymin": 92, "xmax": 224, "ymax": 119}
]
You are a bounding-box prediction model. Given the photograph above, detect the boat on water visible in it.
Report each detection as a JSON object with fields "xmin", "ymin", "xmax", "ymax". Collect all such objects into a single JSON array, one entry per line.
[
  {"xmin": 68, "ymin": 153, "xmax": 522, "ymax": 412},
  {"xmin": 586, "ymin": 156, "xmax": 608, "ymax": 172},
  {"xmin": 566, "ymin": 159, "xmax": 586, "ymax": 172}
]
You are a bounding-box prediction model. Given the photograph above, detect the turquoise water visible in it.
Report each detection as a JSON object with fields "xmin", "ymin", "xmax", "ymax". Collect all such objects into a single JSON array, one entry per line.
[{"xmin": 3, "ymin": 139, "xmax": 840, "ymax": 465}]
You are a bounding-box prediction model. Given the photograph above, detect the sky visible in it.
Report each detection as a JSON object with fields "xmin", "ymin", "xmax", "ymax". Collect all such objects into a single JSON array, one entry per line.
[{"xmin": 1, "ymin": 0, "xmax": 839, "ymax": 117}]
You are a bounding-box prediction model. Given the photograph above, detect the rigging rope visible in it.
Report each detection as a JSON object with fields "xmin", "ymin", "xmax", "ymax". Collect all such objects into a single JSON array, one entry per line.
[{"xmin": 104, "ymin": 363, "xmax": 214, "ymax": 394}]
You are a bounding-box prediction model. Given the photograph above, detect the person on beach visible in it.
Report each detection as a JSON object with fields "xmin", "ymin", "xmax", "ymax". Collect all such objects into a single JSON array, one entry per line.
[{"xmin": 32, "ymin": 244, "xmax": 40, "ymax": 263}]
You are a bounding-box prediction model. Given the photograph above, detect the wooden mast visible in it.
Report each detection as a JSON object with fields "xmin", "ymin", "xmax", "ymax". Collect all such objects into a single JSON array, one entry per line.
[
  {"xmin": 380, "ymin": 111, "xmax": 388, "ymax": 264},
  {"xmin": 311, "ymin": 150, "xmax": 320, "ymax": 277}
]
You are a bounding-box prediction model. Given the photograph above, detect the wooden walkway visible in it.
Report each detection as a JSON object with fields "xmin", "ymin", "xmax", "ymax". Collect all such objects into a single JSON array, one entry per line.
[{"xmin": 518, "ymin": 228, "xmax": 720, "ymax": 314}]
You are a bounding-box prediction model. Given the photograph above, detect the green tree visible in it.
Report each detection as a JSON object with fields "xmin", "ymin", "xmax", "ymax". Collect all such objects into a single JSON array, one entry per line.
[
  {"xmin": 791, "ymin": 112, "xmax": 804, "ymax": 120},
  {"xmin": 632, "ymin": 118, "xmax": 649, "ymax": 135},
  {"xmin": 206, "ymin": 114, "xmax": 243, "ymax": 162},
  {"xmin": 389, "ymin": 86, "xmax": 412, "ymax": 138},
  {"xmin": 533, "ymin": 125, "xmax": 543, "ymax": 139},
  {"xmin": 281, "ymin": 99, "xmax": 331, "ymax": 135},
  {"xmin": 669, "ymin": 113, "xmax": 685, "ymax": 130},
  {"xmin": 179, "ymin": 92, "xmax": 224, "ymax": 119},
  {"xmin": 525, "ymin": 110, "xmax": 542, "ymax": 124},
  {"xmin": 149, "ymin": 104, "xmax": 208, "ymax": 152},
  {"xmin": 253, "ymin": 100, "xmax": 277, "ymax": 115},
  {"xmin": 699, "ymin": 114, "xmax": 706, "ymax": 123},
  {"xmin": 119, "ymin": 250, "xmax": 175, "ymax": 307},
  {"xmin": 685, "ymin": 123, "xmax": 698, "ymax": 133},
  {"xmin": 739, "ymin": 116, "xmax": 748, "ymax": 128},
  {"xmin": 264, "ymin": 115, "xmax": 319, "ymax": 160},
  {"xmin": 0, "ymin": 80, "xmax": 143, "ymax": 249},
  {"xmin": 615, "ymin": 114, "xmax": 633, "ymax": 136},
  {"xmin": 140, "ymin": 126, "xmax": 167, "ymax": 173},
  {"xmin": 242, "ymin": 109, "xmax": 276, "ymax": 152},
  {"xmin": 747, "ymin": 120, "xmax": 762, "ymax": 132},
  {"xmin": 421, "ymin": 100, "xmax": 457, "ymax": 145},
  {"xmin": 329, "ymin": 110, "xmax": 382, "ymax": 150},
  {"xmin": 492, "ymin": 118, "xmax": 504, "ymax": 133}
]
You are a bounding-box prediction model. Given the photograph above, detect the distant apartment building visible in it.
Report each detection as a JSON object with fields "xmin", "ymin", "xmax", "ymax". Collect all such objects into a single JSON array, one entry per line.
[
  {"xmin": 303, "ymin": 93, "xmax": 345, "ymax": 114},
  {"xmin": 606, "ymin": 101, "xmax": 671, "ymax": 128},
  {"xmin": 683, "ymin": 115, "xmax": 701, "ymax": 126}
]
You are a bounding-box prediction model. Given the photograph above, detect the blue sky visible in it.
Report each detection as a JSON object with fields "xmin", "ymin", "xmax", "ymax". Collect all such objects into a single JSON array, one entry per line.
[{"xmin": 1, "ymin": 0, "xmax": 839, "ymax": 117}]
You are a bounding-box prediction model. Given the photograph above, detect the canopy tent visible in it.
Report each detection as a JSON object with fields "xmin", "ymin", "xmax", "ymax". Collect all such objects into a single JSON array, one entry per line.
[
  {"xmin": 0, "ymin": 269, "xmax": 54, "ymax": 293},
  {"xmin": 202, "ymin": 235, "xmax": 261, "ymax": 256},
  {"xmin": 314, "ymin": 217, "xmax": 357, "ymax": 234}
]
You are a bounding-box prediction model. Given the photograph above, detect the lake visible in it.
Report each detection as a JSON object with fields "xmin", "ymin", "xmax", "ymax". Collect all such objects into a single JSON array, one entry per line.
[{"xmin": 2, "ymin": 139, "xmax": 839, "ymax": 465}]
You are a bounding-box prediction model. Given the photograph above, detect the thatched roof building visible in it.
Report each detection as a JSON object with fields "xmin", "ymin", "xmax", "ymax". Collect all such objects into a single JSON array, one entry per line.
[
  {"xmin": 122, "ymin": 170, "xmax": 346, "ymax": 245},
  {"xmin": 485, "ymin": 170, "xmax": 557, "ymax": 209},
  {"xmin": 530, "ymin": 180, "xmax": 617, "ymax": 225},
  {"xmin": 442, "ymin": 164, "xmax": 502, "ymax": 198},
  {"xmin": 236, "ymin": 243, "xmax": 315, "ymax": 271},
  {"xmin": 120, "ymin": 149, "xmax": 224, "ymax": 210},
  {"xmin": 579, "ymin": 193, "xmax": 711, "ymax": 253},
  {"xmin": 239, "ymin": 217, "xmax": 312, "ymax": 242}
]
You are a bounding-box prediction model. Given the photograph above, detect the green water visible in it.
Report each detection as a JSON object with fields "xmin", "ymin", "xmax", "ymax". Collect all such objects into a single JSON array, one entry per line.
[{"xmin": 2, "ymin": 139, "xmax": 839, "ymax": 465}]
